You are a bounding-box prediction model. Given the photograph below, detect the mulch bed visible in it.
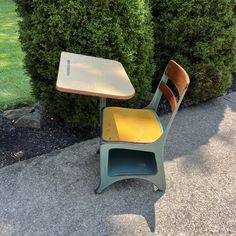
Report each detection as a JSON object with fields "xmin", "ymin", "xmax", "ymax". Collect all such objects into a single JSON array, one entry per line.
[{"xmin": 0, "ymin": 113, "xmax": 99, "ymax": 168}]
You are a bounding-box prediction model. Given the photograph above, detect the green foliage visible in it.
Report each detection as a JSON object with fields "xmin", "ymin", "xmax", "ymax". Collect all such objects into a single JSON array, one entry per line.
[
  {"xmin": 15, "ymin": 0, "xmax": 154, "ymax": 126},
  {"xmin": 152, "ymin": 0, "xmax": 236, "ymax": 104}
]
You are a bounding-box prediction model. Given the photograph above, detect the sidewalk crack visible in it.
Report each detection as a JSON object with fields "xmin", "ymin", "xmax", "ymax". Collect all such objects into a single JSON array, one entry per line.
[{"xmin": 223, "ymin": 97, "xmax": 236, "ymax": 105}]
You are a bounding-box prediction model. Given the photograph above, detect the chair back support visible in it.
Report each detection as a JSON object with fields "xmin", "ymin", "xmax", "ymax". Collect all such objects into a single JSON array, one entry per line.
[
  {"xmin": 147, "ymin": 60, "xmax": 190, "ymax": 142},
  {"xmin": 165, "ymin": 60, "xmax": 190, "ymax": 96},
  {"xmin": 159, "ymin": 82, "xmax": 177, "ymax": 112}
]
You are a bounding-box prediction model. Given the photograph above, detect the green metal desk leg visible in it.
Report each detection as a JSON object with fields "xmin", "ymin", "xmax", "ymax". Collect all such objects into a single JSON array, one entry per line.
[
  {"xmin": 97, "ymin": 97, "xmax": 106, "ymax": 154},
  {"xmin": 99, "ymin": 97, "xmax": 106, "ymax": 126},
  {"xmin": 96, "ymin": 97, "xmax": 107, "ymax": 190}
]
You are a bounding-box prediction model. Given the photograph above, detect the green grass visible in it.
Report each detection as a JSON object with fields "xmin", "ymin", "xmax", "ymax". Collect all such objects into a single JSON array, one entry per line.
[{"xmin": 0, "ymin": 0, "xmax": 33, "ymax": 111}]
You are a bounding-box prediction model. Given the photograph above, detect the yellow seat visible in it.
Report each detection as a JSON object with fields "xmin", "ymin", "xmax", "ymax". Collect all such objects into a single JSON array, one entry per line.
[{"xmin": 102, "ymin": 107, "xmax": 163, "ymax": 143}]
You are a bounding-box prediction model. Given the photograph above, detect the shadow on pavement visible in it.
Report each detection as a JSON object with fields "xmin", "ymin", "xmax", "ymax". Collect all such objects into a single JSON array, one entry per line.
[
  {"xmin": 0, "ymin": 94, "xmax": 235, "ymax": 235},
  {"xmin": 162, "ymin": 97, "xmax": 236, "ymax": 162}
]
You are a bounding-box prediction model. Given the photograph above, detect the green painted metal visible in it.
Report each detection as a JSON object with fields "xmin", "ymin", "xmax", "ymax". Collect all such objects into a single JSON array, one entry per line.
[
  {"xmin": 95, "ymin": 71, "xmax": 188, "ymax": 194},
  {"xmin": 108, "ymin": 149, "xmax": 157, "ymax": 176},
  {"xmin": 99, "ymin": 97, "xmax": 106, "ymax": 127}
]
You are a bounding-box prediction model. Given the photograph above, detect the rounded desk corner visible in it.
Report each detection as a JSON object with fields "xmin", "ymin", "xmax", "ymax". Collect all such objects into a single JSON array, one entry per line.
[
  {"xmin": 56, "ymin": 84, "xmax": 64, "ymax": 93},
  {"xmin": 115, "ymin": 60, "xmax": 123, "ymax": 66},
  {"xmin": 128, "ymin": 89, "xmax": 136, "ymax": 99},
  {"xmin": 60, "ymin": 51, "xmax": 67, "ymax": 56},
  {"xmin": 112, "ymin": 91, "xmax": 135, "ymax": 100}
]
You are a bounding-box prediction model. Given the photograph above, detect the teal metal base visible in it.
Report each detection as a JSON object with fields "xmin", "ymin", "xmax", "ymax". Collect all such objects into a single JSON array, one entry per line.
[
  {"xmin": 95, "ymin": 141, "xmax": 166, "ymax": 194},
  {"xmin": 108, "ymin": 149, "xmax": 157, "ymax": 176}
]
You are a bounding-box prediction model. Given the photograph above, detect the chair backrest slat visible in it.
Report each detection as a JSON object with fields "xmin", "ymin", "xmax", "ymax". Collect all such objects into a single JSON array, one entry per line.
[
  {"xmin": 159, "ymin": 82, "xmax": 177, "ymax": 112},
  {"xmin": 147, "ymin": 59, "xmax": 190, "ymax": 143},
  {"xmin": 147, "ymin": 59, "xmax": 190, "ymax": 114},
  {"xmin": 165, "ymin": 60, "xmax": 190, "ymax": 96}
]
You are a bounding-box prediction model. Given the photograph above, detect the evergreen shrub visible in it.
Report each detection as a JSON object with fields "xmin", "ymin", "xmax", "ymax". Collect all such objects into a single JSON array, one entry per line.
[
  {"xmin": 152, "ymin": 0, "xmax": 236, "ymax": 104},
  {"xmin": 15, "ymin": 0, "xmax": 154, "ymax": 126}
]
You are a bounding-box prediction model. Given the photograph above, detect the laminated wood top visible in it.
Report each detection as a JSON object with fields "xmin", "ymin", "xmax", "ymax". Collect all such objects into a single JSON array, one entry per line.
[{"xmin": 56, "ymin": 52, "xmax": 135, "ymax": 99}]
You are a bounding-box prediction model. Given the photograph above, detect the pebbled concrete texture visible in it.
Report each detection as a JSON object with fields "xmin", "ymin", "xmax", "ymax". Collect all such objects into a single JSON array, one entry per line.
[{"xmin": 0, "ymin": 93, "xmax": 236, "ymax": 236}]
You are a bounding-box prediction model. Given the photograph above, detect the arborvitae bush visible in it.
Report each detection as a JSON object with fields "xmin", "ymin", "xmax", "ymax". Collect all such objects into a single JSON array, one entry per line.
[
  {"xmin": 15, "ymin": 0, "xmax": 154, "ymax": 126},
  {"xmin": 152, "ymin": 0, "xmax": 236, "ymax": 104}
]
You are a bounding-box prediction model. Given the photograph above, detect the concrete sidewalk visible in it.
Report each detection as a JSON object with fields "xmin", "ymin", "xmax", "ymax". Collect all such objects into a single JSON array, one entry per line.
[{"xmin": 0, "ymin": 93, "xmax": 236, "ymax": 236}]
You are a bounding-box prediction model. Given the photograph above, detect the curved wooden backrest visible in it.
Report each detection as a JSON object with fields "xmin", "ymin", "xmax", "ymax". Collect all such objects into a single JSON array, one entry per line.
[
  {"xmin": 165, "ymin": 60, "xmax": 190, "ymax": 96},
  {"xmin": 157, "ymin": 60, "xmax": 190, "ymax": 113},
  {"xmin": 159, "ymin": 82, "xmax": 177, "ymax": 112}
]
